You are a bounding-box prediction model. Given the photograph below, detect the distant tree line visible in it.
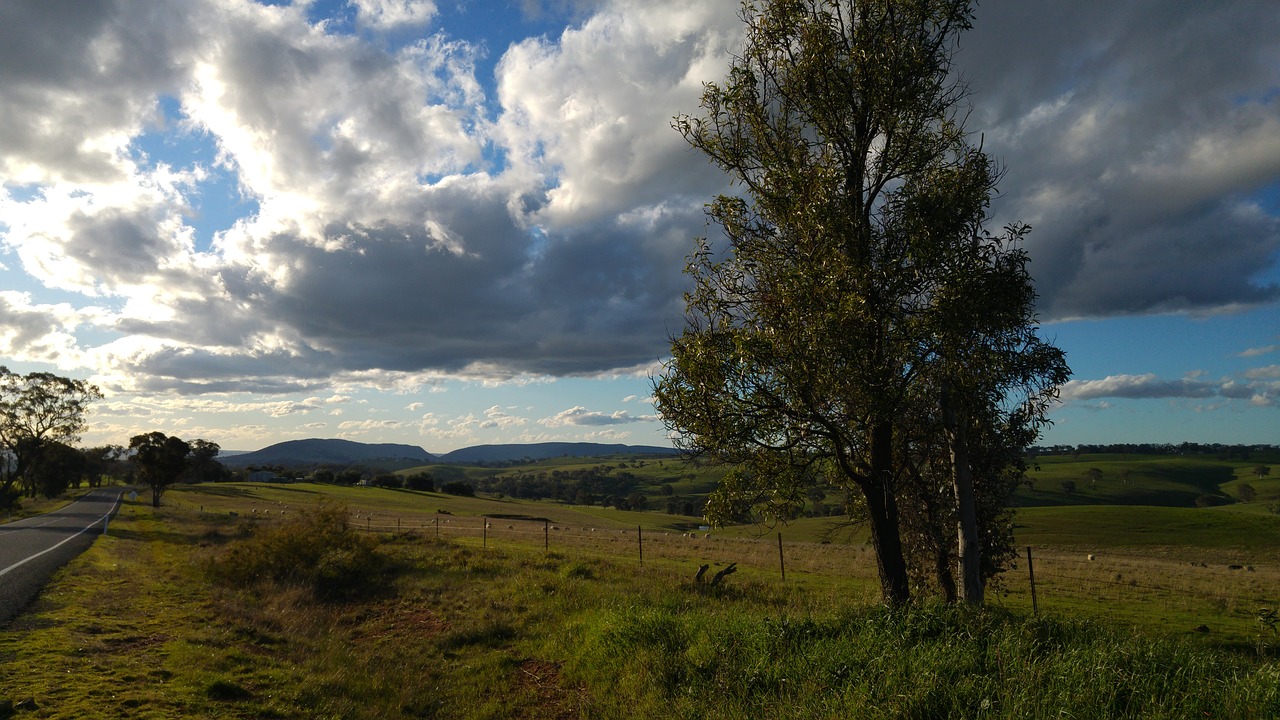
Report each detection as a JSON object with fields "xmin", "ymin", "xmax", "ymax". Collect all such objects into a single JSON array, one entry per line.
[{"xmin": 1028, "ymin": 443, "xmax": 1276, "ymax": 459}]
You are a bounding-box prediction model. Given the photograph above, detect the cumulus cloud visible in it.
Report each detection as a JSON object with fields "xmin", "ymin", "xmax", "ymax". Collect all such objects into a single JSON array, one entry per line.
[
  {"xmin": 539, "ymin": 405, "xmax": 659, "ymax": 427},
  {"xmin": 1061, "ymin": 372, "xmax": 1278, "ymax": 406},
  {"xmin": 480, "ymin": 404, "xmax": 528, "ymax": 429},
  {"xmin": 0, "ymin": 0, "xmax": 1276, "ymax": 404},
  {"xmin": 352, "ymin": 0, "xmax": 438, "ymax": 30}
]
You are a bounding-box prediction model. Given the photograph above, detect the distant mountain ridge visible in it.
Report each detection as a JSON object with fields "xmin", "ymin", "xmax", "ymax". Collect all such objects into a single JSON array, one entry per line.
[
  {"xmin": 437, "ymin": 442, "xmax": 675, "ymax": 464},
  {"xmin": 219, "ymin": 438, "xmax": 435, "ymax": 468},
  {"xmin": 220, "ymin": 438, "xmax": 675, "ymax": 468}
]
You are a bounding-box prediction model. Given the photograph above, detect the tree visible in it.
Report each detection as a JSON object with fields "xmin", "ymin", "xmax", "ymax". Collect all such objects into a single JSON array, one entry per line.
[
  {"xmin": 27, "ymin": 441, "xmax": 87, "ymax": 499},
  {"xmin": 0, "ymin": 368, "xmax": 103, "ymax": 502},
  {"xmin": 654, "ymin": 0, "xmax": 1066, "ymax": 605},
  {"xmin": 130, "ymin": 432, "xmax": 191, "ymax": 507},
  {"xmin": 404, "ymin": 471, "xmax": 435, "ymax": 492},
  {"xmin": 82, "ymin": 445, "xmax": 128, "ymax": 488},
  {"xmin": 1085, "ymin": 467, "xmax": 1103, "ymax": 489},
  {"xmin": 183, "ymin": 439, "xmax": 228, "ymax": 483},
  {"xmin": 1237, "ymin": 483, "xmax": 1257, "ymax": 503},
  {"xmin": 1255, "ymin": 466, "xmax": 1272, "ymax": 481}
]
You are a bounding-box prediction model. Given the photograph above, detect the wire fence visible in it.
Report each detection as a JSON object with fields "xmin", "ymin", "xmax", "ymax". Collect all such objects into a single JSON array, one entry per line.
[{"xmin": 200, "ymin": 499, "xmax": 1280, "ymax": 636}]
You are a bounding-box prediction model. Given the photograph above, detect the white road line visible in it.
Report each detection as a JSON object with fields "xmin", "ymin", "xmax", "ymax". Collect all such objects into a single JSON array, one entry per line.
[{"xmin": 0, "ymin": 493, "xmax": 122, "ymax": 578}]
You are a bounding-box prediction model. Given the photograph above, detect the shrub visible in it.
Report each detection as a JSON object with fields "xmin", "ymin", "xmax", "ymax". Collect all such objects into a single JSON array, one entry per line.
[
  {"xmin": 1195, "ymin": 494, "xmax": 1225, "ymax": 508},
  {"xmin": 440, "ymin": 481, "xmax": 474, "ymax": 497},
  {"xmin": 207, "ymin": 503, "xmax": 390, "ymax": 601},
  {"xmin": 404, "ymin": 472, "xmax": 435, "ymax": 492},
  {"xmin": 1237, "ymin": 483, "xmax": 1257, "ymax": 503}
]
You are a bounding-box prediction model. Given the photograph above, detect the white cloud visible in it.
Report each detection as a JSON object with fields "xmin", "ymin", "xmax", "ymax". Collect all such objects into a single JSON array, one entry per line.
[
  {"xmin": 351, "ymin": 0, "xmax": 438, "ymax": 30},
  {"xmin": 480, "ymin": 404, "xmax": 528, "ymax": 429},
  {"xmin": 0, "ymin": 0, "xmax": 1276, "ymax": 403},
  {"xmin": 1060, "ymin": 372, "xmax": 1278, "ymax": 407},
  {"xmin": 539, "ymin": 405, "xmax": 658, "ymax": 427}
]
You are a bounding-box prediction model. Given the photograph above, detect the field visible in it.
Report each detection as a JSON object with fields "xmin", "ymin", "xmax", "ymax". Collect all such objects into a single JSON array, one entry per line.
[{"xmin": 1, "ymin": 452, "xmax": 1279, "ymax": 718}]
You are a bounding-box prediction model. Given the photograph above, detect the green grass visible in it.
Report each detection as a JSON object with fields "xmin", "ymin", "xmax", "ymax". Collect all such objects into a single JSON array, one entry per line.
[
  {"xmin": 1013, "ymin": 504, "xmax": 1280, "ymax": 555},
  {"xmin": 5, "ymin": 452, "xmax": 1280, "ymax": 718},
  {"xmin": 3, "ymin": 495, "xmax": 1277, "ymax": 718}
]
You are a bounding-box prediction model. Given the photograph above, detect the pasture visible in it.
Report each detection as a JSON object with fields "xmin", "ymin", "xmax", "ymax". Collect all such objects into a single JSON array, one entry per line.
[{"xmin": 1, "ymin": 451, "xmax": 1278, "ymax": 718}]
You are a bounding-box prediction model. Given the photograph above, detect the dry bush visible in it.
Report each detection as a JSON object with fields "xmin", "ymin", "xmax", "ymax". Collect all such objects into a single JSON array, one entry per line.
[{"xmin": 207, "ymin": 503, "xmax": 391, "ymax": 601}]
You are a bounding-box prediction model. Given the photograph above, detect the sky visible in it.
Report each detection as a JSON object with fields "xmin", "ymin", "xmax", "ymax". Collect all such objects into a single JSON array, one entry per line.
[{"xmin": 0, "ymin": 0, "xmax": 1276, "ymax": 454}]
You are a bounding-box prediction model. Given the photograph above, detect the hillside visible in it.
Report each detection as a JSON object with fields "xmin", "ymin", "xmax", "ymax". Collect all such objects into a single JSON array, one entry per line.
[
  {"xmin": 436, "ymin": 442, "xmax": 676, "ymax": 464},
  {"xmin": 219, "ymin": 438, "xmax": 434, "ymax": 468},
  {"xmin": 221, "ymin": 438, "xmax": 677, "ymax": 469}
]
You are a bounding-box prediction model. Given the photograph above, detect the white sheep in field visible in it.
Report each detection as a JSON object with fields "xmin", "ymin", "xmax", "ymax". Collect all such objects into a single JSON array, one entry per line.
[{"xmin": 1088, "ymin": 554, "xmax": 1095, "ymax": 561}]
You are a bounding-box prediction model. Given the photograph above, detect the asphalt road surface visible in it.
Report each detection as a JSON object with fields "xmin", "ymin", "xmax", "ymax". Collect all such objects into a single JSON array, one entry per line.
[{"xmin": 0, "ymin": 488, "xmax": 123, "ymax": 625}]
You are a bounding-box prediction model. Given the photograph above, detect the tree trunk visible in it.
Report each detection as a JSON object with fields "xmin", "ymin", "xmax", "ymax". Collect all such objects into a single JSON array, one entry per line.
[
  {"xmin": 943, "ymin": 383, "xmax": 983, "ymax": 604},
  {"xmin": 865, "ymin": 421, "xmax": 911, "ymax": 605}
]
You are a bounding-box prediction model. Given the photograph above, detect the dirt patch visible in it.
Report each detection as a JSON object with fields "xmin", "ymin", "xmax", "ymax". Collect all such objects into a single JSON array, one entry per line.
[{"xmin": 511, "ymin": 658, "xmax": 588, "ymax": 720}]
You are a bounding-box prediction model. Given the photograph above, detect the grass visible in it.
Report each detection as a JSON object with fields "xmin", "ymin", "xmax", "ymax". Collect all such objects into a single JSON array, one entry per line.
[
  {"xmin": 3, "ymin": 493, "xmax": 1277, "ymax": 718},
  {"xmin": 4, "ymin": 453, "xmax": 1280, "ymax": 717}
]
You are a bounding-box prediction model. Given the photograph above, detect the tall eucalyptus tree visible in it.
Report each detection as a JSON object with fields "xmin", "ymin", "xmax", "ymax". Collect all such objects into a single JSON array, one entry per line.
[{"xmin": 655, "ymin": 0, "xmax": 1067, "ymax": 604}]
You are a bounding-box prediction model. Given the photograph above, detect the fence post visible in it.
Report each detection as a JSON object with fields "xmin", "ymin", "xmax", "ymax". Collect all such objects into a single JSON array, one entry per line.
[
  {"xmin": 1026, "ymin": 546, "xmax": 1039, "ymax": 615},
  {"xmin": 483, "ymin": 518, "xmax": 488, "ymax": 549},
  {"xmin": 638, "ymin": 525, "xmax": 643, "ymax": 566},
  {"xmin": 544, "ymin": 520, "xmax": 549, "ymax": 554},
  {"xmin": 435, "ymin": 516, "xmax": 439, "ymax": 539},
  {"xmin": 778, "ymin": 533, "xmax": 785, "ymax": 582},
  {"xmin": 397, "ymin": 517, "xmax": 401, "ymax": 532}
]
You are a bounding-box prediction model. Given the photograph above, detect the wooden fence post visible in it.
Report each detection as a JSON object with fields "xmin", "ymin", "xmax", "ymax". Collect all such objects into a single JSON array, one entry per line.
[
  {"xmin": 778, "ymin": 533, "xmax": 785, "ymax": 582},
  {"xmin": 483, "ymin": 518, "xmax": 488, "ymax": 549},
  {"xmin": 638, "ymin": 525, "xmax": 643, "ymax": 566},
  {"xmin": 1026, "ymin": 546, "xmax": 1039, "ymax": 615},
  {"xmin": 544, "ymin": 520, "xmax": 549, "ymax": 554}
]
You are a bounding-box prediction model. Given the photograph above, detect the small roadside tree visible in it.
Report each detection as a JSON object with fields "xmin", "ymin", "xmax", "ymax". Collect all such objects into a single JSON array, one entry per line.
[
  {"xmin": 0, "ymin": 368, "xmax": 102, "ymax": 502},
  {"xmin": 130, "ymin": 432, "xmax": 191, "ymax": 507},
  {"xmin": 27, "ymin": 441, "xmax": 87, "ymax": 499}
]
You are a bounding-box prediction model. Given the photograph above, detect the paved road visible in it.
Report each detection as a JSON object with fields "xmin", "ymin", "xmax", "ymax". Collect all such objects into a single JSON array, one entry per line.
[{"xmin": 0, "ymin": 488, "xmax": 123, "ymax": 625}]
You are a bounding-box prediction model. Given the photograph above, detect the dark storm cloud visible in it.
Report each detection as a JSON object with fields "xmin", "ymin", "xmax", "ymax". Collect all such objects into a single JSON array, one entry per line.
[{"xmin": 962, "ymin": 0, "xmax": 1280, "ymax": 319}]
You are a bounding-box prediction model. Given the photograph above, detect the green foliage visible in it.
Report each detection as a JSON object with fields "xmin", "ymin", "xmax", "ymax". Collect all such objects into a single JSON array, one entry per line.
[
  {"xmin": 369, "ymin": 473, "xmax": 403, "ymax": 489},
  {"xmin": 207, "ymin": 504, "xmax": 390, "ymax": 601},
  {"xmin": 1238, "ymin": 483, "xmax": 1258, "ymax": 503},
  {"xmin": 655, "ymin": 0, "xmax": 1067, "ymax": 605},
  {"xmin": 441, "ymin": 480, "xmax": 475, "ymax": 496},
  {"xmin": 27, "ymin": 440, "xmax": 86, "ymax": 498},
  {"xmin": 403, "ymin": 471, "xmax": 435, "ymax": 491},
  {"xmin": 130, "ymin": 431, "xmax": 192, "ymax": 507},
  {"xmin": 0, "ymin": 367, "xmax": 102, "ymax": 499}
]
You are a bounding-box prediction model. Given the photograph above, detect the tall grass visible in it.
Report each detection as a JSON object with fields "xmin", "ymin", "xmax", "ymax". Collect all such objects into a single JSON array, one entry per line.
[{"xmin": 564, "ymin": 600, "xmax": 1280, "ymax": 719}]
